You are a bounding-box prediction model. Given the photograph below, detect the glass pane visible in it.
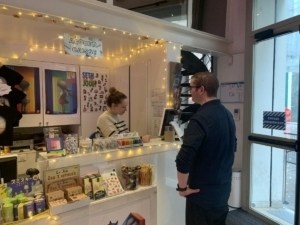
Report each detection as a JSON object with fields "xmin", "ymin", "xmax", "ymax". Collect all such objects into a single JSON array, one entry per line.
[
  {"xmin": 250, "ymin": 143, "xmax": 296, "ymax": 225},
  {"xmin": 253, "ymin": 0, "xmax": 300, "ymax": 30},
  {"xmin": 252, "ymin": 31, "xmax": 300, "ymax": 139},
  {"xmin": 113, "ymin": 0, "xmax": 188, "ymax": 27}
]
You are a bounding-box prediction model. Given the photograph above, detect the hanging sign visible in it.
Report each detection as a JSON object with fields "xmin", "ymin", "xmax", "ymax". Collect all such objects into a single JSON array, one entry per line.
[
  {"xmin": 263, "ymin": 111, "xmax": 285, "ymax": 130},
  {"xmin": 64, "ymin": 33, "xmax": 103, "ymax": 58}
]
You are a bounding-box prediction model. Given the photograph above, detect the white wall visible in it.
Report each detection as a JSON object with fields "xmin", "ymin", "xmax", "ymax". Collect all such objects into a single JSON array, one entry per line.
[
  {"xmin": 217, "ymin": 0, "xmax": 246, "ymax": 169},
  {"xmin": 111, "ymin": 45, "xmax": 169, "ymax": 137},
  {"xmin": 217, "ymin": 54, "xmax": 244, "ymax": 169},
  {"xmin": 226, "ymin": 0, "xmax": 247, "ymax": 54}
]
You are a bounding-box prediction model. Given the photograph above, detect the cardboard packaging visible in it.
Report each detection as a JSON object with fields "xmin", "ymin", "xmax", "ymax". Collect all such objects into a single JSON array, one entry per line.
[
  {"xmin": 43, "ymin": 165, "xmax": 90, "ymax": 215},
  {"xmin": 90, "ymin": 174, "xmax": 106, "ymax": 200}
]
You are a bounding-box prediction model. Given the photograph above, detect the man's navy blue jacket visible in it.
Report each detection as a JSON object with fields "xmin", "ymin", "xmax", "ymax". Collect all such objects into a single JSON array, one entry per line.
[{"xmin": 176, "ymin": 99, "xmax": 236, "ymax": 209}]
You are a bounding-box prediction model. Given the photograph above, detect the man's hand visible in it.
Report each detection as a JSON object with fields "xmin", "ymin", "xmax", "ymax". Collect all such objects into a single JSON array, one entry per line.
[{"xmin": 178, "ymin": 186, "xmax": 200, "ymax": 197}]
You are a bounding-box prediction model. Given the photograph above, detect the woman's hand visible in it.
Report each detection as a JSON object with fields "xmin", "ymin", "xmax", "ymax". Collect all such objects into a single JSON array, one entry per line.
[{"xmin": 142, "ymin": 135, "xmax": 151, "ymax": 143}]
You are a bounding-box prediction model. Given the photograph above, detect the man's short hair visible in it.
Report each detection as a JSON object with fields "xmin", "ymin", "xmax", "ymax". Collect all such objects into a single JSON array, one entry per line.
[{"xmin": 192, "ymin": 72, "xmax": 219, "ymax": 97}]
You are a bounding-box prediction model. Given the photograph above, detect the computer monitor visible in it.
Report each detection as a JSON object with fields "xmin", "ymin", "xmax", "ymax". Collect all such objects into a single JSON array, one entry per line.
[
  {"xmin": 158, "ymin": 108, "xmax": 184, "ymax": 141},
  {"xmin": 0, "ymin": 155, "xmax": 18, "ymax": 183}
]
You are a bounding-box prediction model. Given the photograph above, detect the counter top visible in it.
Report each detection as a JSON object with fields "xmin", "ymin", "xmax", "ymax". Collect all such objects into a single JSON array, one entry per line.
[
  {"xmin": 15, "ymin": 139, "xmax": 182, "ymax": 225},
  {"xmin": 39, "ymin": 138, "xmax": 181, "ymax": 170}
]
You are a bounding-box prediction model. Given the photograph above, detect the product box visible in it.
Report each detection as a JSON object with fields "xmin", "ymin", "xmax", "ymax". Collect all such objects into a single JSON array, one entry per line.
[
  {"xmin": 7, "ymin": 177, "xmax": 43, "ymax": 197},
  {"xmin": 101, "ymin": 172, "xmax": 124, "ymax": 197},
  {"xmin": 23, "ymin": 201, "xmax": 35, "ymax": 219},
  {"xmin": 46, "ymin": 190, "xmax": 64, "ymax": 202},
  {"xmin": 43, "ymin": 165, "xmax": 90, "ymax": 215},
  {"xmin": 123, "ymin": 212, "xmax": 145, "ymax": 225},
  {"xmin": 65, "ymin": 186, "xmax": 82, "ymax": 196},
  {"xmin": 69, "ymin": 193, "xmax": 88, "ymax": 202},
  {"xmin": 46, "ymin": 137, "xmax": 65, "ymax": 158},
  {"xmin": 0, "ymin": 183, "xmax": 7, "ymax": 199},
  {"xmin": 91, "ymin": 174, "xmax": 106, "ymax": 200},
  {"xmin": 48, "ymin": 199, "xmax": 68, "ymax": 208},
  {"xmin": 17, "ymin": 203, "xmax": 25, "ymax": 220},
  {"xmin": 115, "ymin": 132, "xmax": 143, "ymax": 149},
  {"xmin": 34, "ymin": 198, "xmax": 46, "ymax": 214},
  {"xmin": 81, "ymin": 175, "xmax": 93, "ymax": 200},
  {"xmin": 65, "ymin": 186, "xmax": 83, "ymax": 201}
]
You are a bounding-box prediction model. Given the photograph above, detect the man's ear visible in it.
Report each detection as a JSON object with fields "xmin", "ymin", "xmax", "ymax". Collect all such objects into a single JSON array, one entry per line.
[{"xmin": 199, "ymin": 86, "xmax": 205, "ymax": 93}]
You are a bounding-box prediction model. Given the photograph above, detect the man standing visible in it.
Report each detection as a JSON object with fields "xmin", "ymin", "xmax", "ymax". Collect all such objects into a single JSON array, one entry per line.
[{"xmin": 176, "ymin": 72, "xmax": 236, "ymax": 225}]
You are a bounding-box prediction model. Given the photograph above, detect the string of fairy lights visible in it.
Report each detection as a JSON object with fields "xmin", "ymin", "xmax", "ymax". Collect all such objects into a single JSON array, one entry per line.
[
  {"xmin": 0, "ymin": 4, "xmax": 183, "ymax": 61},
  {"xmin": 0, "ymin": 4, "xmax": 183, "ymax": 108}
]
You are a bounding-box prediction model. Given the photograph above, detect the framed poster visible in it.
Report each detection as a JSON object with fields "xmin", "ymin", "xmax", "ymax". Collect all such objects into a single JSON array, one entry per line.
[
  {"xmin": 7, "ymin": 65, "xmax": 41, "ymax": 114},
  {"xmin": 80, "ymin": 66, "xmax": 109, "ymax": 137},
  {"xmin": 44, "ymin": 69, "xmax": 78, "ymax": 114},
  {"xmin": 81, "ymin": 71, "xmax": 108, "ymax": 113}
]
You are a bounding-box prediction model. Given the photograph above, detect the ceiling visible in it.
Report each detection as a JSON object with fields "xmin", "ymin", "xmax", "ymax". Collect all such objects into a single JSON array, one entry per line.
[{"xmin": 0, "ymin": 6, "xmax": 160, "ymax": 59}]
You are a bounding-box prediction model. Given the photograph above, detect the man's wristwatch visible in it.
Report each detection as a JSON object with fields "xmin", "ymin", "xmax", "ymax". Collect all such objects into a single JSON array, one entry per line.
[{"xmin": 176, "ymin": 184, "xmax": 187, "ymax": 192}]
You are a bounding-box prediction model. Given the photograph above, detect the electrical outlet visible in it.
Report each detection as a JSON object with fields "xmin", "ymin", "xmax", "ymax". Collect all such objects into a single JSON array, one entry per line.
[{"xmin": 233, "ymin": 109, "xmax": 240, "ymax": 121}]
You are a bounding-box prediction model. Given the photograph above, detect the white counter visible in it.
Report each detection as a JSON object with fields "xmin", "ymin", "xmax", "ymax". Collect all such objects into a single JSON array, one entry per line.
[
  {"xmin": 17, "ymin": 139, "xmax": 184, "ymax": 225},
  {"xmin": 15, "ymin": 186, "xmax": 157, "ymax": 225},
  {"xmin": 38, "ymin": 139, "xmax": 181, "ymax": 170}
]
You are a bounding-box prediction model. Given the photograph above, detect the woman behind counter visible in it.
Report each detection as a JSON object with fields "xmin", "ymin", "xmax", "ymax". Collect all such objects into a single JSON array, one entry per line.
[{"xmin": 97, "ymin": 87, "xmax": 151, "ymax": 143}]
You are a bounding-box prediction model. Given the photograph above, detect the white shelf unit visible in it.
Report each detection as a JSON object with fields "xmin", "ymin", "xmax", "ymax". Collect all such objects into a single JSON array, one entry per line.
[{"xmin": 32, "ymin": 139, "xmax": 183, "ymax": 225}]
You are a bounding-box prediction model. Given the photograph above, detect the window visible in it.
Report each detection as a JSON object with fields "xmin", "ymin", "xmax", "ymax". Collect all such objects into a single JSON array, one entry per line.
[
  {"xmin": 252, "ymin": 32, "xmax": 300, "ymax": 139},
  {"xmin": 113, "ymin": 0, "xmax": 189, "ymax": 27},
  {"xmin": 253, "ymin": 0, "xmax": 300, "ymax": 30}
]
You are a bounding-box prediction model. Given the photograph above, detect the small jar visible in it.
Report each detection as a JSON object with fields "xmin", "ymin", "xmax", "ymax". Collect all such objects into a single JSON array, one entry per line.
[
  {"xmin": 64, "ymin": 134, "xmax": 78, "ymax": 154},
  {"xmin": 93, "ymin": 137, "xmax": 105, "ymax": 152},
  {"xmin": 3, "ymin": 146, "xmax": 10, "ymax": 154},
  {"xmin": 139, "ymin": 165, "xmax": 153, "ymax": 186},
  {"xmin": 121, "ymin": 166, "xmax": 140, "ymax": 190},
  {"xmin": 79, "ymin": 138, "xmax": 92, "ymax": 154}
]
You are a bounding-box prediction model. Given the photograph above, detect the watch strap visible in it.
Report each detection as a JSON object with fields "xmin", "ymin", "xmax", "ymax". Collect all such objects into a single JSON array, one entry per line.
[{"xmin": 176, "ymin": 184, "xmax": 187, "ymax": 192}]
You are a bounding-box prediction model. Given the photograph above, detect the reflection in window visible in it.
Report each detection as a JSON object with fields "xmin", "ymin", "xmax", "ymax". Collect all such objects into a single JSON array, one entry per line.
[
  {"xmin": 113, "ymin": 0, "xmax": 188, "ymax": 27},
  {"xmin": 253, "ymin": 0, "xmax": 300, "ymax": 30},
  {"xmin": 284, "ymin": 33, "xmax": 299, "ymax": 137},
  {"xmin": 252, "ymin": 32, "xmax": 300, "ymax": 139},
  {"xmin": 250, "ymin": 143, "xmax": 296, "ymax": 225}
]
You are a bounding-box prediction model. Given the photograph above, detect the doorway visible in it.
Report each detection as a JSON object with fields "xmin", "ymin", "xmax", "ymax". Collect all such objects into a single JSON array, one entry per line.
[{"xmin": 247, "ymin": 31, "xmax": 299, "ymax": 225}]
